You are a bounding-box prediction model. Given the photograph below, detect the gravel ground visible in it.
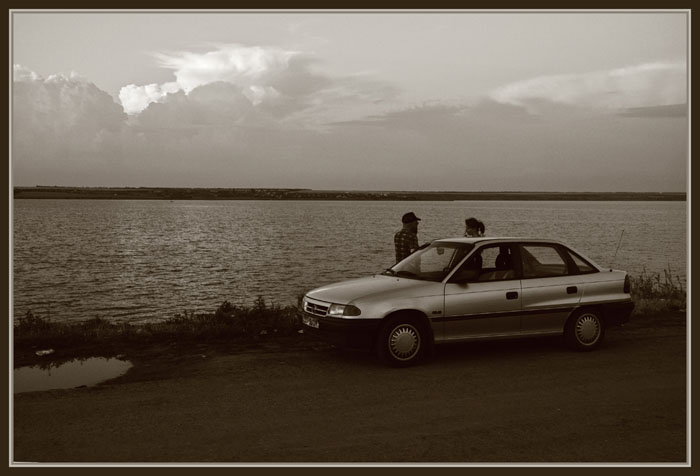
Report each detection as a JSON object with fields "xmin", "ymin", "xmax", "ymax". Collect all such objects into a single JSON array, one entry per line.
[{"xmin": 12, "ymin": 313, "xmax": 687, "ymax": 465}]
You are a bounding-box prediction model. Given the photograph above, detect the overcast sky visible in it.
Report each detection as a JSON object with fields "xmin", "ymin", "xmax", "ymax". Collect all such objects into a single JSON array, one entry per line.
[{"xmin": 11, "ymin": 10, "xmax": 689, "ymax": 191}]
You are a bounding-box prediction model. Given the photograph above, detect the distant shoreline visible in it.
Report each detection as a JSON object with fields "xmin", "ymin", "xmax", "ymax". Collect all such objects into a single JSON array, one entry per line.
[{"xmin": 13, "ymin": 186, "xmax": 686, "ymax": 201}]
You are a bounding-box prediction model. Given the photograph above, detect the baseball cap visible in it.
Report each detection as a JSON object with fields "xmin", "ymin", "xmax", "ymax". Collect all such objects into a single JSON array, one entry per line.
[{"xmin": 401, "ymin": 212, "xmax": 421, "ymax": 224}]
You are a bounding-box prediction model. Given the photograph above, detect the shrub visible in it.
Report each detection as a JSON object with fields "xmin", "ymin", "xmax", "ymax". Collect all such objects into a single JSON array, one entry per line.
[
  {"xmin": 14, "ymin": 270, "xmax": 685, "ymax": 354},
  {"xmin": 630, "ymin": 266, "xmax": 686, "ymax": 317},
  {"xmin": 15, "ymin": 310, "xmax": 55, "ymax": 336},
  {"xmin": 14, "ymin": 297, "xmax": 303, "ymax": 354}
]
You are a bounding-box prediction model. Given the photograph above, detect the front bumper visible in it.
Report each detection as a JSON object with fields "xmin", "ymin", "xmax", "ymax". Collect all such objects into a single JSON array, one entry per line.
[
  {"xmin": 300, "ymin": 312, "xmax": 381, "ymax": 350},
  {"xmin": 602, "ymin": 300, "xmax": 635, "ymax": 327}
]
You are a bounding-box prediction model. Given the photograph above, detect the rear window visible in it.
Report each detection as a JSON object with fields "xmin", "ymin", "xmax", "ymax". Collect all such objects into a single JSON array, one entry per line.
[
  {"xmin": 520, "ymin": 245, "xmax": 569, "ymax": 278},
  {"xmin": 566, "ymin": 250, "xmax": 597, "ymax": 274}
]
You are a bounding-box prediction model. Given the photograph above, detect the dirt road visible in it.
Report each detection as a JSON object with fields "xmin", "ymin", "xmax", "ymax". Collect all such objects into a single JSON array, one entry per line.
[{"xmin": 12, "ymin": 316, "xmax": 687, "ymax": 464}]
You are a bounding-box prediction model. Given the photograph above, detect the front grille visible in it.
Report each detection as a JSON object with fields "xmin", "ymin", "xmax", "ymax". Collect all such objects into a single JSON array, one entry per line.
[{"xmin": 303, "ymin": 298, "xmax": 329, "ymax": 317}]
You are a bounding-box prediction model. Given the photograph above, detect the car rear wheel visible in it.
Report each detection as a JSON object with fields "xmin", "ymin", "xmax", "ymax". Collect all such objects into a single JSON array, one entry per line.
[
  {"xmin": 375, "ymin": 316, "xmax": 426, "ymax": 367},
  {"xmin": 565, "ymin": 309, "xmax": 605, "ymax": 351}
]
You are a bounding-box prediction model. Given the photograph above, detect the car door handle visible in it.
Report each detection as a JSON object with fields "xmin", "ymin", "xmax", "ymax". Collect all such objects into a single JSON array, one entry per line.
[
  {"xmin": 506, "ymin": 291, "xmax": 518, "ymax": 300},
  {"xmin": 567, "ymin": 286, "xmax": 578, "ymax": 294}
]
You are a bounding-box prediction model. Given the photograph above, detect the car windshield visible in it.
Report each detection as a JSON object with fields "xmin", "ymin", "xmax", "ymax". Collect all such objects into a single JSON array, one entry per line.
[{"xmin": 383, "ymin": 242, "xmax": 474, "ymax": 281}]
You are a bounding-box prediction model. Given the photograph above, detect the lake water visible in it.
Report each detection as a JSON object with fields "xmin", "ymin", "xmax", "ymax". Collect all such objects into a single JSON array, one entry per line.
[{"xmin": 12, "ymin": 199, "xmax": 687, "ymax": 324}]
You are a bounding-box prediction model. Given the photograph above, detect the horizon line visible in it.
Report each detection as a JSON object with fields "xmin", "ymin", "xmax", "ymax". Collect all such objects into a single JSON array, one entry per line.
[{"xmin": 12, "ymin": 186, "xmax": 687, "ymax": 194}]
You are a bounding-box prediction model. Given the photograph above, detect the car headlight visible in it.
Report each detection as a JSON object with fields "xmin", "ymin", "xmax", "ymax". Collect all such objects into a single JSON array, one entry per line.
[{"xmin": 327, "ymin": 304, "xmax": 362, "ymax": 317}]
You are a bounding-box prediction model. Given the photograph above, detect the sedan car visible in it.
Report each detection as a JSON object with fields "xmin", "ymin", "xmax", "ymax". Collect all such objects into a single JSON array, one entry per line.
[{"xmin": 301, "ymin": 237, "xmax": 634, "ymax": 366}]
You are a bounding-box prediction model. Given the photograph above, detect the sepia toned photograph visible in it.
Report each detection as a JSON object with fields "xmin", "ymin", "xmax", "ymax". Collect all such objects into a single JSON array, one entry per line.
[{"xmin": 10, "ymin": 9, "xmax": 689, "ymax": 466}]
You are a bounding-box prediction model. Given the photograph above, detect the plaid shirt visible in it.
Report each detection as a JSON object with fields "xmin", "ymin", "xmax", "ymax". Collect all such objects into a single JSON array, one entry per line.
[{"xmin": 394, "ymin": 229, "xmax": 418, "ymax": 262}]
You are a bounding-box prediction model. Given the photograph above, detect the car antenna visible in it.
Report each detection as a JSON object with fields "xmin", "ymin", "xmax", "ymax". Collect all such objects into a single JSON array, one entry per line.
[{"xmin": 610, "ymin": 229, "xmax": 625, "ymax": 271}]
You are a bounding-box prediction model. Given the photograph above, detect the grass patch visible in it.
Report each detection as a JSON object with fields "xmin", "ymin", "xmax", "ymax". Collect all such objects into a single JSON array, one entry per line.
[
  {"xmin": 13, "ymin": 269, "xmax": 686, "ymax": 364},
  {"xmin": 629, "ymin": 267, "xmax": 686, "ymax": 318},
  {"xmin": 14, "ymin": 297, "xmax": 304, "ymax": 365}
]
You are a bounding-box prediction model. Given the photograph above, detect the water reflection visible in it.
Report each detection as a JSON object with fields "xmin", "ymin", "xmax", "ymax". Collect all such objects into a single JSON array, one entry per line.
[
  {"xmin": 14, "ymin": 357, "xmax": 133, "ymax": 393},
  {"xmin": 13, "ymin": 199, "xmax": 687, "ymax": 323}
]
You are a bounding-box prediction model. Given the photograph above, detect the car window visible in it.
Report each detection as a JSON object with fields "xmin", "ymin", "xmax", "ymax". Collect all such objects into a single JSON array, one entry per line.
[
  {"xmin": 520, "ymin": 245, "xmax": 569, "ymax": 278},
  {"xmin": 451, "ymin": 244, "xmax": 516, "ymax": 282},
  {"xmin": 480, "ymin": 247, "xmax": 501, "ymax": 267},
  {"xmin": 389, "ymin": 243, "xmax": 473, "ymax": 281},
  {"xmin": 566, "ymin": 250, "xmax": 597, "ymax": 273}
]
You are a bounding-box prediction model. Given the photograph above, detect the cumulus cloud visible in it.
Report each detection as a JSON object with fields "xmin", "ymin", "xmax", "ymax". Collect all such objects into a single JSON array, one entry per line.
[
  {"xmin": 133, "ymin": 81, "xmax": 272, "ymax": 131},
  {"xmin": 155, "ymin": 44, "xmax": 300, "ymax": 91},
  {"xmin": 118, "ymin": 44, "xmax": 397, "ymax": 123},
  {"xmin": 13, "ymin": 65, "xmax": 126, "ymax": 136},
  {"xmin": 11, "ymin": 60, "xmax": 686, "ymax": 192},
  {"xmin": 13, "ymin": 64, "xmax": 41, "ymax": 82},
  {"xmin": 119, "ymin": 81, "xmax": 180, "ymax": 115},
  {"xmin": 118, "ymin": 45, "xmax": 309, "ymax": 115},
  {"xmin": 12, "ymin": 65, "xmax": 128, "ymax": 184},
  {"xmin": 489, "ymin": 62, "xmax": 687, "ymax": 113},
  {"xmin": 119, "ymin": 44, "xmax": 303, "ymax": 115}
]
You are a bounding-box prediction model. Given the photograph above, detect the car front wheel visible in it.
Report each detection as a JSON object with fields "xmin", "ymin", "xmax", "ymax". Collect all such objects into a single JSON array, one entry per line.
[
  {"xmin": 375, "ymin": 316, "xmax": 426, "ymax": 367},
  {"xmin": 565, "ymin": 309, "xmax": 605, "ymax": 351}
]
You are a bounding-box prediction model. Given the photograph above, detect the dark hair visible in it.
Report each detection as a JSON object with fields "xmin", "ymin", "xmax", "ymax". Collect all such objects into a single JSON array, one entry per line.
[{"xmin": 465, "ymin": 217, "xmax": 485, "ymax": 235}]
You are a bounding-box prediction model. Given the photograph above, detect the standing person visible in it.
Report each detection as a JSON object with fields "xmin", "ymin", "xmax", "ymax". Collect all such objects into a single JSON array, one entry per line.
[
  {"xmin": 394, "ymin": 212, "xmax": 421, "ymax": 262},
  {"xmin": 465, "ymin": 217, "xmax": 485, "ymax": 237}
]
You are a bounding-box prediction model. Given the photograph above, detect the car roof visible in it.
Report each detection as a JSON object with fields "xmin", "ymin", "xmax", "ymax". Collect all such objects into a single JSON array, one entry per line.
[
  {"xmin": 434, "ymin": 237, "xmax": 567, "ymax": 245},
  {"xmin": 434, "ymin": 237, "xmax": 605, "ymax": 269}
]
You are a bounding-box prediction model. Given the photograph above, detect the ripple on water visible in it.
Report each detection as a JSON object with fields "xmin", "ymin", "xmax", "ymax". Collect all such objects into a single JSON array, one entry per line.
[{"xmin": 12, "ymin": 199, "xmax": 687, "ymax": 323}]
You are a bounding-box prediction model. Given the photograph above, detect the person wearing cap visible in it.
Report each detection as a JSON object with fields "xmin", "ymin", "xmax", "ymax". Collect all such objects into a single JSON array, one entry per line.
[{"xmin": 394, "ymin": 212, "xmax": 421, "ymax": 262}]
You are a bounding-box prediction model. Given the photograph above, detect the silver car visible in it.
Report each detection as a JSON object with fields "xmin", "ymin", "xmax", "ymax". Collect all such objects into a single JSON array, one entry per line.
[{"xmin": 301, "ymin": 237, "xmax": 634, "ymax": 366}]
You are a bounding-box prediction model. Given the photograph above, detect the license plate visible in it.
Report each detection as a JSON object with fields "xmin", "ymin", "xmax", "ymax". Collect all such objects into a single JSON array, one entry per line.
[{"xmin": 303, "ymin": 315, "xmax": 319, "ymax": 329}]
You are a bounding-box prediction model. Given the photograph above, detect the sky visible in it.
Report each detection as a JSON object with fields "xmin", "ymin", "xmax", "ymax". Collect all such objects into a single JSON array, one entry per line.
[{"xmin": 11, "ymin": 10, "xmax": 689, "ymax": 192}]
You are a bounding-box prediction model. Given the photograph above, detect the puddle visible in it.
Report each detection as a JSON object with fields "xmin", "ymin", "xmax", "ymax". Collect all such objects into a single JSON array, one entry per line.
[{"xmin": 13, "ymin": 357, "xmax": 133, "ymax": 393}]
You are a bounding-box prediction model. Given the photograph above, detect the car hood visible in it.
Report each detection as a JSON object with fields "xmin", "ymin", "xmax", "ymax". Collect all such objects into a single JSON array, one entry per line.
[{"xmin": 306, "ymin": 275, "xmax": 436, "ymax": 305}]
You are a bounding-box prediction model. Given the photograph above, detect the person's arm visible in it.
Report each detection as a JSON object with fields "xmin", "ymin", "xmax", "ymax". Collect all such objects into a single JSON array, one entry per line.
[{"xmin": 410, "ymin": 234, "xmax": 419, "ymax": 253}]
